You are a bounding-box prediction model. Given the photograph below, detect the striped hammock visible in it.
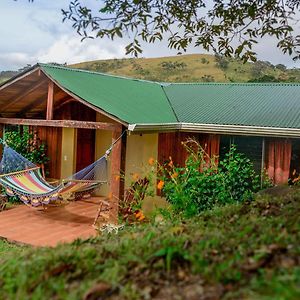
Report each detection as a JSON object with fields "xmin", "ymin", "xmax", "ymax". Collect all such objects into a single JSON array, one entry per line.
[
  {"xmin": 60, "ymin": 180, "xmax": 103, "ymax": 196},
  {"xmin": 0, "ymin": 167, "xmax": 105, "ymax": 207},
  {"xmin": 0, "ymin": 167, "xmax": 62, "ymax": 206},
  {"xmin": 0, "ymin": 131, "xmax": 125, "ymax": 207}
]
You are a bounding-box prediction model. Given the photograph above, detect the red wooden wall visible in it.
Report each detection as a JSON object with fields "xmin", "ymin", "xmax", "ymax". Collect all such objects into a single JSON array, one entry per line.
[
  {"xmin": 157, "ymin": 132, "xmax": 220, "ymax": 167},
  {"xmin": 55, "ymin": 101, "xmax": 96, "ymax": 121},
  {"xmin": 36, "ymin": 126, "xmax": 62, "ymax": 179},
  {"xmin": 158, "ymin": 132, "xmax": 191, "ymax": 167}
]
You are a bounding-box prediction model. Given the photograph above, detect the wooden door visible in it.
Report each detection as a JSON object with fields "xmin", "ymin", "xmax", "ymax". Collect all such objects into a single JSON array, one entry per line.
[{"xmin": 76, "ymin": 128, "xmax": 95, "ymax": 172}]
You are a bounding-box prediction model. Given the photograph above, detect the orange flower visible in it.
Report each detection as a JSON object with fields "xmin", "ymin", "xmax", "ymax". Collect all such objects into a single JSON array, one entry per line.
[
  {"xmin": 157, "ymin": 180, "xmax": 164, "ymax": 190},
  {"xmin": 135, "ymin": 210, "xmax": 145, "ymax": 221},
  {"xmin": 114, "ymin": 175, "xmax": 120, "ymax": 181},
  {"xmin": 148, "ymin": 157, "xmax": 155, "ymax": 166},
  {"xmin": 135, "ymin": 210, "xmax": 142, "ymax": 218},
  {"xmin": 171, "ymin": 172, "xmax": 178, "ymax": 179},
  {"xmin": 138, "ymin": 214, "xmax": 145, "ymax": 221},
  {"xmin": 132, "ymin": 173, "xmax": 139, "ymax": 181}
]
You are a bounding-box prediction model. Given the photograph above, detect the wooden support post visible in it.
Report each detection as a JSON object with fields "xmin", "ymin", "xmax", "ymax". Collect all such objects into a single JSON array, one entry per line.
[
  {"xmin": 0, "ymin": 124, "xmax": 3, "ymax": 158},
  {"xmin": 119, "ymin": 126, "xmax": 127, "ymax": 201},
  {"xmin": 261, "ymin": 138, "xmax": 266, "ymax": 188},
  {"xmin": 46, "ymin": 81, "xmax": 54, "ymax": 120},
  {"xmin": 110, "ymin": 125, "xmax": 123, "ymax": 223}
]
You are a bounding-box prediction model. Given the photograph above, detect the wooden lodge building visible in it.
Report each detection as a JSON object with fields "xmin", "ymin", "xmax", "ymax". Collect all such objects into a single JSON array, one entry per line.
[{"xmin": 0, "ymin": 63, "xmax": 300, "ymax": 202}]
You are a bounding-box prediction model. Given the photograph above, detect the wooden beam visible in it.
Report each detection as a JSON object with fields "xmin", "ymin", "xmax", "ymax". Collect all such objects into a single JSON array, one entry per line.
[
  {"xmin": 0, "ymin": 80, "xmax": 45, "ymax": 112},
  {"xmin": 110, "ymin": 125, "xmax": 123, "ymax": 223},
  {"xmin": 0, "ymin": 67, "xmax": 39, "ymax": 91},
  {"xmin": 53, "ymin": 96, "xmax": 75, "ymax": 111},
  {"xmin": 17, "ymin": 97, "xmax": 46, "ymax": 117},
  {"xmin": 46, "ymin": 81, "xmax": 54, "ymax": 120},
  {"xmin": 0, "ymin": 118, "xmax": 118, "ymax": 130}
]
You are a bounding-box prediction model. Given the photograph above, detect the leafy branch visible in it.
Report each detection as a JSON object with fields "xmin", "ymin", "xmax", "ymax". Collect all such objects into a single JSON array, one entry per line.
[{"xmin": 59, "ymin": 0, "xmax": 300, "ymax": 62}]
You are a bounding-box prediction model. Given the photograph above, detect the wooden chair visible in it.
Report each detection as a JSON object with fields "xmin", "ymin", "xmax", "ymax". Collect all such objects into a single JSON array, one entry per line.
[
  {"xmin": 0, "ymin": 194, "xmax": 7, "ymax": 211},
  {"xmin": 93, "ymin": 200, "xmax": 111, "ymax": 227}
]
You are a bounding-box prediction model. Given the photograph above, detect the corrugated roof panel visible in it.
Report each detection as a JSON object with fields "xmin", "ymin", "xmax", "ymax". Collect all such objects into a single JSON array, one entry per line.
[
  {"xmin": 164, "ymin": 83, "xmax": 300, "ymax": 128},
  {"xmin": 41, "ymin": 64, "xmax": 177, "ymax": 124},
  {"xmin": 38, "ymin": 64, "xmax": 300, "ymax": 129}
]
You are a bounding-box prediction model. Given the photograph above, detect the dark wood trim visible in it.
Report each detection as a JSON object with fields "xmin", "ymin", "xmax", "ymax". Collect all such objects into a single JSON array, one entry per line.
[
  {"xmin": 110, "ymin": 124, "xmax": 123, "ymax": 222},
  {"xmin": 18, "ymin": 97, "xmax": 46, "ymax": 117},
  {"xmin": 0, "ymin": 80, "xmax": 45, "ymax": 112},
  {"xmin": 0, "ymin": 118, "xmax": 119, "ymax": 130},
  {"xmin": 119, "ymin": 126, "xmax": 127, "ymax": 201},
  {"xmin": 0, "ymin": 67, "xmax": 40, "ymax": 91},
  {"xmin": 46, "ymin": 81, "xmax": 54, "ymax": 120},
  {"xmin": 53, "ymin": 96, "xmax": 75, "ymax": 111}
]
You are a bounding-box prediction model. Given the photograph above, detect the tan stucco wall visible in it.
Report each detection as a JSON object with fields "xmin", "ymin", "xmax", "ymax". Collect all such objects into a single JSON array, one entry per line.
[
  {"xmin": 60, "ymin": 126, "xmax": 112, "ymax": 196},
  {"xmin": 59, "ymin": 113, "xmax": 117, "ymax": 194},
  {"xmin": 60, "ymin": 128, "xmax": 76, "ymax": 178},
  {"xmin": 95, "ymin": 130, "xmax": 112, "ymax": 196},
  {"xmin": 125, "ymin": 133, "xmax": 158, "ymax": 189}
]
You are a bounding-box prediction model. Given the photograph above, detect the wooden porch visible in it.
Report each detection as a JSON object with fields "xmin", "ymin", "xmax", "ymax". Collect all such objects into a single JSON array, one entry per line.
[
  {"xmin": 0, "ymin": 197, "xmax": 110, "ymax": 247},
  {"xmin": 0, "ymin": 65, "xmax": 127, "ymax": 220}
]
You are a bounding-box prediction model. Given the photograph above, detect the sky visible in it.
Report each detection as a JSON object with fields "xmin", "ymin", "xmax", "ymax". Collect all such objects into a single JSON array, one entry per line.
[{"xmin": 1, "ymin": 0, "xmax": 300, "ymax": 71}]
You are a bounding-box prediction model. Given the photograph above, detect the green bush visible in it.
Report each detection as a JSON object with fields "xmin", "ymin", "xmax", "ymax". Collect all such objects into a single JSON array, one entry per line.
[
  {"xmin": 4, "ymin": 127, "xmax": 48, "ymax": 165},
  {"xmin": 160, "ymin": 141, "xmax": 260, "ymax": 216}
]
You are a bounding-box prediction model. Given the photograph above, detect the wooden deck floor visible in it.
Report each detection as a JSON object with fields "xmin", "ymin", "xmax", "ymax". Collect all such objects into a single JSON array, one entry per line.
[{"xmin": 0, "ymin": 197, "xmax": 106, "ymax": 247}]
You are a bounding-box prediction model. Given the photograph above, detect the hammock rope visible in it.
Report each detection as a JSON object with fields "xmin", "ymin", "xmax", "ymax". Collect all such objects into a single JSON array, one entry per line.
[
  {"xmin": 0, "ymin": 144, "xmax": 36, "ymax": 174},
  {"xmin": 0, "ymin": 131, "xmax": 126, "ymax": 206}
]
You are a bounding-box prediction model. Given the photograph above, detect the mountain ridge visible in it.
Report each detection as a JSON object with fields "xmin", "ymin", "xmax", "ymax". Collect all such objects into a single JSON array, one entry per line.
[{"xmin": 1, "ymin": 54, "xmax": 300, "ymax": 84}]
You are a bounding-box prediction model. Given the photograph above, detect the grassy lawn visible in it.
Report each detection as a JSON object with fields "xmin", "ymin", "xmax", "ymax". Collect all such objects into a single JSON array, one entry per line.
[
  {"xmin": 0, "ymin": 239, "xmax": 25, "ymax": 253},
  {"xmin": 0, "ymin": 188, "xmax": 299, "ymax": 299}
]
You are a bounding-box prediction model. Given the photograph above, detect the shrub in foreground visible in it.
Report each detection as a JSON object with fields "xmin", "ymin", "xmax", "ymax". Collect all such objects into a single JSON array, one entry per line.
[{"xmin": 160, "ymin": 140, "xmax": 260, "ymax": 216}]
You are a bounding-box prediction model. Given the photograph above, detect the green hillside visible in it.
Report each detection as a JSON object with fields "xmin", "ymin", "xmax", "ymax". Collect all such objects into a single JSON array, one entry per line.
[
  {"xmin": 0, "ymin": 71, "xmax": 18, "ymax": 84},
  {"xmin": 71, "ymin": 54, "xmax": 300, "ymax": 83},
  {"xmin": 1, "ymin": 54, "xmax": 300, "ymax": 84}
]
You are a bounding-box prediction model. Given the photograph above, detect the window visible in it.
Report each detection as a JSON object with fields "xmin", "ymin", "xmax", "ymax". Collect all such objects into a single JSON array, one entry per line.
[{"xmin": 219, "ymin": 135, "xmax": 263, "ymax": 174}]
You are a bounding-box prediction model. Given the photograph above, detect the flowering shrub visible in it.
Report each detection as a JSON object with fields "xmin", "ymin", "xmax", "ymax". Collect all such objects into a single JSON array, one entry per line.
[
  {"xmin": 119, "ymin": 158, "xmax": 157, "ymax": 223},
  {"xmin": 159, "ymin": 140, "xmax": 260, "ymax": 217}
]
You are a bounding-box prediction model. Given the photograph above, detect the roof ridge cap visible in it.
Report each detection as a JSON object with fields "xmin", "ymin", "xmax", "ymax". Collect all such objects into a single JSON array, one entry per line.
[
  {"xmin": 161, "ymin": 85, "xmax": 179, "ymax": 122},
  {"xmin": 39, "ymin": 63, "xmax": 163, "ymax": 85},
  {"xmin": 169, "ymin": 81, "xmax": 300, "ymax": 86}
]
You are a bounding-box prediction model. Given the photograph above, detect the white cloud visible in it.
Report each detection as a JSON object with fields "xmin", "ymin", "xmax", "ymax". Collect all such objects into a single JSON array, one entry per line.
[
  {"xmin": 0, "ymin": 52, "xmax": 34, "ymax": 70},
  {"xmin": 0, "ymin": 35, "xmax": 126, "ymax": 70},
  {"xmin": 37, "ymin": 35, "xmax": 126, "ymax": 65}
]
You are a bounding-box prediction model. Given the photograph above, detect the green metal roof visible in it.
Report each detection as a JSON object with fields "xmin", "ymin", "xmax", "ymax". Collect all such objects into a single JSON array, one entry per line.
[
  {"xmin": 40, "ymin": 64, "xmax": 177, "ymax": 124},
  {"xmin": 163, "ymin": 83, "xmax": 300, "ymax": 129},
  {"xmin": 39, "ymin": 64, "xmax": 300, "ymax": 129}
]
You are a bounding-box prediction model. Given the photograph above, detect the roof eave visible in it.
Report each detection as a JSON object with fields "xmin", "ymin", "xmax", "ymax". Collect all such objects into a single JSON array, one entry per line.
[
  {"xmin": 40, "ymin": 67, "xmax": 129, "ymax": 127},
  {"xmin": 129, "ymin": 122, "xmax": 300, "ymax": 138},
  {"xmin": 0, "ymin": 64, "xmax": 40, "ymax": 91}
]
